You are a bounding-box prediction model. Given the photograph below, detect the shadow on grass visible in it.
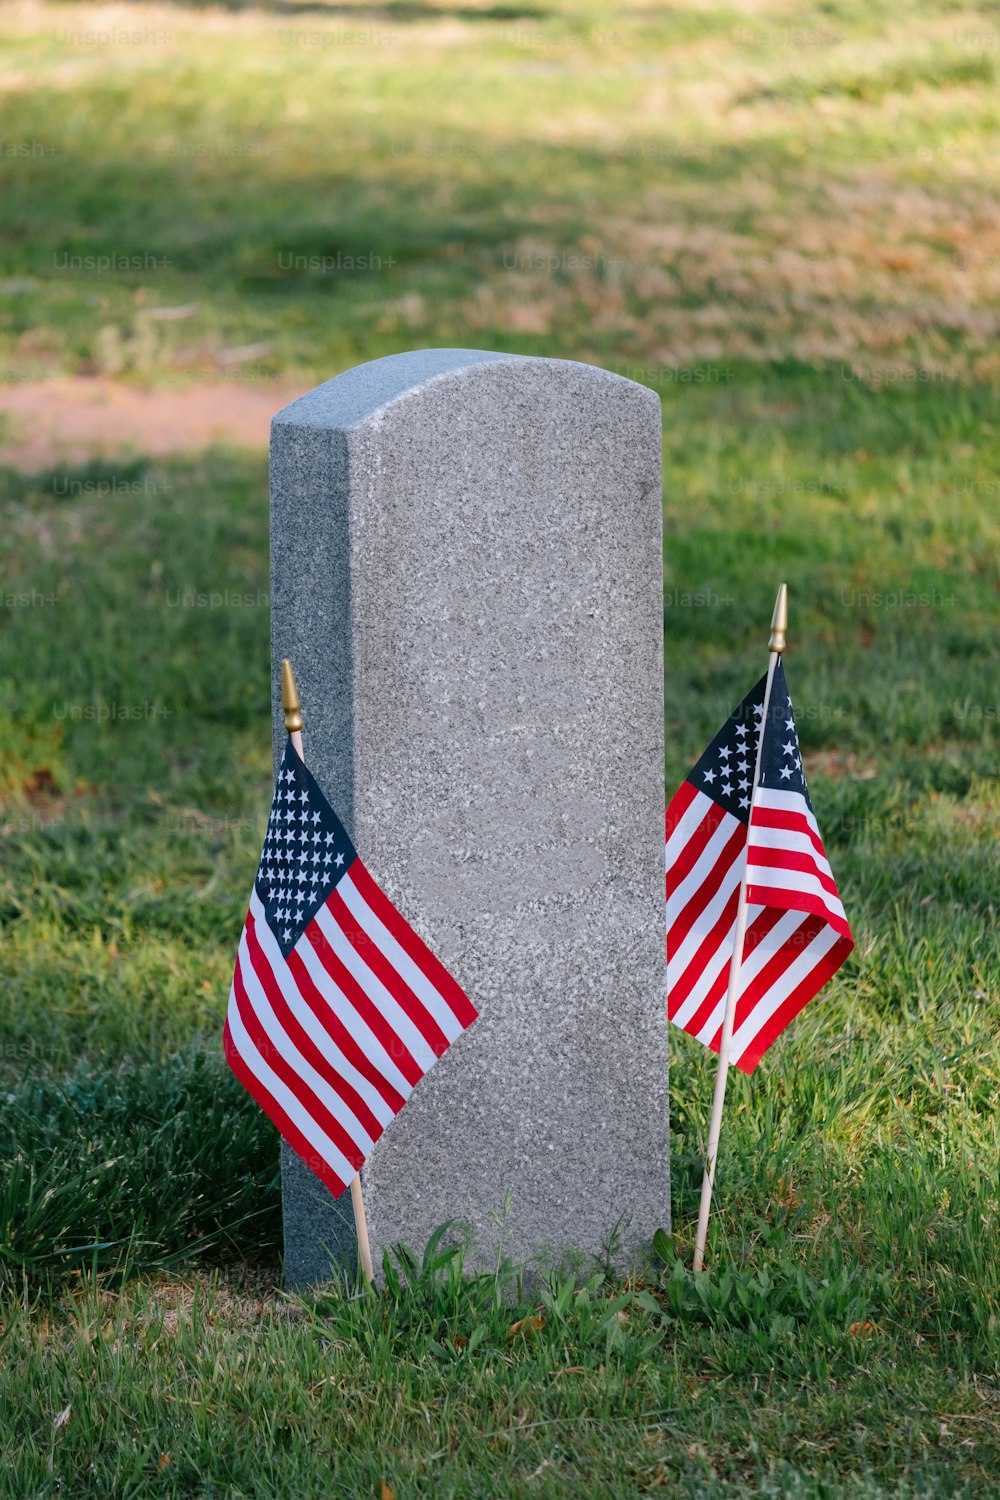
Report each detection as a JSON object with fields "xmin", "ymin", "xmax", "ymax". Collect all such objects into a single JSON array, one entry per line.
[{"xmin": 94, "ymin": 0, "xmax": 551, "ymax": 17}]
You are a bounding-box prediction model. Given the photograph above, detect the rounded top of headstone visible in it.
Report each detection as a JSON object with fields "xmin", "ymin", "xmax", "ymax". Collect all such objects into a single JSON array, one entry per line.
[{"xmin": 271, "ymin": 349, "xmax": 660, "ymax": 435}]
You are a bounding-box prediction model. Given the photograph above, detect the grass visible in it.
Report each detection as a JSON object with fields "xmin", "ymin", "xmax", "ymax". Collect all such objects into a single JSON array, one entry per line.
[
  {"xmin": 1, "ymin": 1235, "xmax": 992, "ymax": 1499},
  {"xmin": 4, "ymin": 0, "xmax": 1000, "ymax": 387},
  {"xmin": 0, "ymin": 0, "xmax": 999, "ymax": 1493}
]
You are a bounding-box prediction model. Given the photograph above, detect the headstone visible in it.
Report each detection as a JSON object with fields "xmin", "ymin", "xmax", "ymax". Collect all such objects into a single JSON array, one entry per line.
[{"xmin": 270, "ymin": 349, "xmax": 668, "ymax": 1288}]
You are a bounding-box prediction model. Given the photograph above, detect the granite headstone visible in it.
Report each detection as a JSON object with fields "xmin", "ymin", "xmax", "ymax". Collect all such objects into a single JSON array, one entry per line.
[{"xmin": 269, "ymin": 349, "xmax": 668, "ymax": 1288}]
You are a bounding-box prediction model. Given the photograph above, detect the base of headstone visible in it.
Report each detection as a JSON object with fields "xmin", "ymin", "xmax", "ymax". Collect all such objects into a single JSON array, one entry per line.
[{"xmin": 279, "ymin": 1141, "xmax": 358, "ymax": 1288}]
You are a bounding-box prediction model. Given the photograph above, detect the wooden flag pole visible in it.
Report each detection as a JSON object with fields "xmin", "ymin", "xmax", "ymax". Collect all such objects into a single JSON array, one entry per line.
[
  {"xmin": 692, "ymin": 584, "xmax": 788, "ymax": 1273},
  {"xmin": 281, "ymin": 658, "xmax": 375, "ymax": 1287}
]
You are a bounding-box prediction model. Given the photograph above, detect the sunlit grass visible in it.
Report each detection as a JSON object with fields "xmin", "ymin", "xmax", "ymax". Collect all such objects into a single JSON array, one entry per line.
[
  {"xmin": 0, "ymin": 0, "xmax": 998, "ymax": 1492},
  {"xmin": 3, "ymin": 0, "xmax": 1000, "ymax": 384},
  {"xmin": 0, "ymin": 387, "xmax": 995, "ymax": 1486}
]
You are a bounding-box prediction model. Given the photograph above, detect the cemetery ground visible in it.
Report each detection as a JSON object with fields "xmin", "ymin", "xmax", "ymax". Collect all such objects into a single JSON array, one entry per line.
[
  {"xmin": 1, "ymin": 391, "xmax": 996, "ymax": 1497},
  {"xmin": 0, "ymin": 0, "xmax": 998, "ymax": 1494}
]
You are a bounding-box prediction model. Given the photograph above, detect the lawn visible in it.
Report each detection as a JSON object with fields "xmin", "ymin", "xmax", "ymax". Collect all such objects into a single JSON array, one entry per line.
[{"xmin": 0, "ymin": 0, "xmax": 998, "ymax": 1495}]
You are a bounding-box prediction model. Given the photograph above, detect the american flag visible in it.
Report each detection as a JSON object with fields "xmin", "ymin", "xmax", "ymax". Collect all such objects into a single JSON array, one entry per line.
[
  {"xmin": 224, "ymin": 736, "xmax": 478, "ymax": 1197},
  {"xmin": 665, "ymin": 660, "xmax": 853, "ymax": 1072}
]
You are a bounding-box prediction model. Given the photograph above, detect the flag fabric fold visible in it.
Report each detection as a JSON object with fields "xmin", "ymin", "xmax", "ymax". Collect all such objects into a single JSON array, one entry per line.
[
  {"xmin": 665, "ymin": 660, "xmax": 852, "ymax": 1073},
  {"xmin": 224, "ymin": 736, "xmax": 477, "ymax": 1197}
]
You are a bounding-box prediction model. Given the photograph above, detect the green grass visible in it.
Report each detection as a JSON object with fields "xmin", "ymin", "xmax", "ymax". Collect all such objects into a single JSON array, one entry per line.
[
  {"xmin": 1, "ymin": 0, "xmax": 999, "ymax": 1493},
  {"xmin": 0, "ymin": 1231, "xmax": 998, "ymax": 1496},
  {"xmin": 4, "ymin": 0, "xmax": 1000, "ymax": 386},
  {"xmin": 1, "ymin": 382, "xmax": 996, "ymax": 1493}
]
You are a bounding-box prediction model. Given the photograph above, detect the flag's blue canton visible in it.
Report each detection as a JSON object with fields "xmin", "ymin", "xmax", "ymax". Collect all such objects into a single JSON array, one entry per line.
[
  {"xmin": 253, "ymin": 736, "xmax": 357, "ymax": 958},
  {"xmin": 685, "ymin": 673, "xmax": 767, "ymax": 824},
  {"xmin": 755, "ymin": 658, "xmax": 813, "ymax": 811}
]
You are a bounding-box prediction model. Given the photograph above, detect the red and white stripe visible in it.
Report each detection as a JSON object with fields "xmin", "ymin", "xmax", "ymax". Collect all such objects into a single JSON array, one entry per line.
[
  {"xmin": 746, "ymin": 788, "xmax": 850, "ymax": 937},
  {"xmin": 665, "ymin": 781, "xmax": 852, "ymax": 1074},
  {"xmin": 224, "ymin": 860, "xmax": 477, "ymax": 1197}
]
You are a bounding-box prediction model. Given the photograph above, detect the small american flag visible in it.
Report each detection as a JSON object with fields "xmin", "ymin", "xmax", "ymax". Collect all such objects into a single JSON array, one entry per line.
[
  {"xmin": 224, "ymin": 736, "xmax": 477, "ymax": 1197},
  {"xmin": 666, "ymin": 660, "xmax": 853, "ymax": 1072}
]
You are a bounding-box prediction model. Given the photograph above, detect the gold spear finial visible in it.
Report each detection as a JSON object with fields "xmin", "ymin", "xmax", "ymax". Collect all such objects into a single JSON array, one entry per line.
[
  {"xmin": 768, "ymin": 583, "xmax": 788, "ymax": 654},
  {"xmin": 281, "ymin": 658, "xmax": 303, "ymax": 733}
]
